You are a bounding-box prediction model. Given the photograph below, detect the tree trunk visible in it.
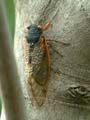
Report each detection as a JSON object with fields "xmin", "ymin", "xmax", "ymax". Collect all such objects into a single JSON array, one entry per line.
[{"xmin": 14, "ymin": 0, "xmax": 90, "ymax": 120}]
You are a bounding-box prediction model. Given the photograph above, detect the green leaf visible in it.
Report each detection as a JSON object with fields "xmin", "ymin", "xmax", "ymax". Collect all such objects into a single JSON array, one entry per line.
[{"xmin": 3, "ymin": 0, "xmax": 15, "ymax": 44}]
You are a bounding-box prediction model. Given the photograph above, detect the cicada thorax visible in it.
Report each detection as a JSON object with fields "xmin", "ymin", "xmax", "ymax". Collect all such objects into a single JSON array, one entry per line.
[{"xmin": 28, "ymin": 36, "xmax": 50, "ymax": 106}]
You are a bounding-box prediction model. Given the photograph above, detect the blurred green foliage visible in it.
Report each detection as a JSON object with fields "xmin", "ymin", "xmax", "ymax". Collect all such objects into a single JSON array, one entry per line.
[{"xmin": 4, "ymin": 0, "xmax": 15, "ymax": 44}]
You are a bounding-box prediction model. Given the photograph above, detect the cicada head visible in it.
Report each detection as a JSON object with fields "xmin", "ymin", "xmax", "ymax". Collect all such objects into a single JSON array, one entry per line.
[
  {"xmin": 26, "ymin": 24, "xmax": 43, "ymax": 45},
  {"xmin": 26, "ymin": 21, "xmax": 51, "ymax": 45}
]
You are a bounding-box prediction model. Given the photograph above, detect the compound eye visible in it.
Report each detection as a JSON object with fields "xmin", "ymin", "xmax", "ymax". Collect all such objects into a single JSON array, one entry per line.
[
  {"xmin": 38, "ymin": 25, "xmax": 43, "ymax": 30},
  {"xmin": 27, "ymin": 26, "xmax": 31, "ymax": 29}
]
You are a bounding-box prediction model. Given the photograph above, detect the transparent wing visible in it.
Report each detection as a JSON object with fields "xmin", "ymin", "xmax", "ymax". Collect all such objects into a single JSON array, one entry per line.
[{"xmin": 28, "ymin": 36, "xmax": 50, "ymax": 106}]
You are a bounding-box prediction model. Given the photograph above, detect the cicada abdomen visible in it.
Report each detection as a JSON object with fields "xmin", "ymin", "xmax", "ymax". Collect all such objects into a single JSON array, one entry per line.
[{"xmin": 26, "ymin": 22, "xmax": 51, "ymax": 106}]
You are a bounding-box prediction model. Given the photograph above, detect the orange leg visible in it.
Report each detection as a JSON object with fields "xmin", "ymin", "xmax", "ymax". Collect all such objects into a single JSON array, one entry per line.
[{"xmin": 43, "ymin": 21, "xmax": 51, "ymax": 30}]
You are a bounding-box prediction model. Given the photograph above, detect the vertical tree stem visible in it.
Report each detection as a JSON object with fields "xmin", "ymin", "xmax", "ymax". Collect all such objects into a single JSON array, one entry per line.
[{"xmin": 0, "ymin": 1, "xmax": 26, "ymax": 120}]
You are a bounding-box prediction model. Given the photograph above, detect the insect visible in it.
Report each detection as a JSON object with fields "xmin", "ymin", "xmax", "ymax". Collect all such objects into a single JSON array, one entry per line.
[
  {"xmin": 26, "ymin": 22, "xmax": 51, "ymax": 106},
  {"xmin": 25, "ymin": 21, "xmax": 69, "ymax": 106}
]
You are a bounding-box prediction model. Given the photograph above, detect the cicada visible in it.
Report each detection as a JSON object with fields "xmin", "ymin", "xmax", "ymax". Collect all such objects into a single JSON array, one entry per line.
[
  {"xmin": 26, "ymin": 22, "xmax": 51, "ymax": 106},
  {"xmin": 25, "ymin": 21, "xmax": 70, "ymax": 106}
]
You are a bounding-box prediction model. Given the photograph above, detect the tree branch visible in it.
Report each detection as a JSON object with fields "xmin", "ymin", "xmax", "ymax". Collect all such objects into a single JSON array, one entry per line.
[{"xmin": 0, "ymin": 1, "xmax": 26, "ymax": 120}]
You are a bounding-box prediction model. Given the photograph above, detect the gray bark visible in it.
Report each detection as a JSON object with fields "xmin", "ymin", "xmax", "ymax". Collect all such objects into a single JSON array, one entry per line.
[{"xmin": 14, "ymin": 0, "xmax": 90, "ymax": 120}]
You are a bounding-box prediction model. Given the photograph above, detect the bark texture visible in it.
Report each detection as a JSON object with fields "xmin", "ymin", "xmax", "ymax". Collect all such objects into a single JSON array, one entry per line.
[{"xmin": 14, "ymin": 0, "xmax": 90, "ymax": 120}]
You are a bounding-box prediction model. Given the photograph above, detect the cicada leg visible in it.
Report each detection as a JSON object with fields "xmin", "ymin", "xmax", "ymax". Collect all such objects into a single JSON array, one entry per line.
[
  {"xmin": 46, "ymin": 39, "xmax": 70, "ymax": 57},
  {"xmin": 46, "ymin": 39, "xmax": 70, "ymax": 75},
  {"xmin": 43, "ymin": 21, "xmax": 51, "ymax": 30},
  {"xmin": 48, "ymin": 43, "xmax": 63, "ymax": 57},
  {"xmin": 47, "ymin": 39, "xmax": 70, "ymax": 46}
]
